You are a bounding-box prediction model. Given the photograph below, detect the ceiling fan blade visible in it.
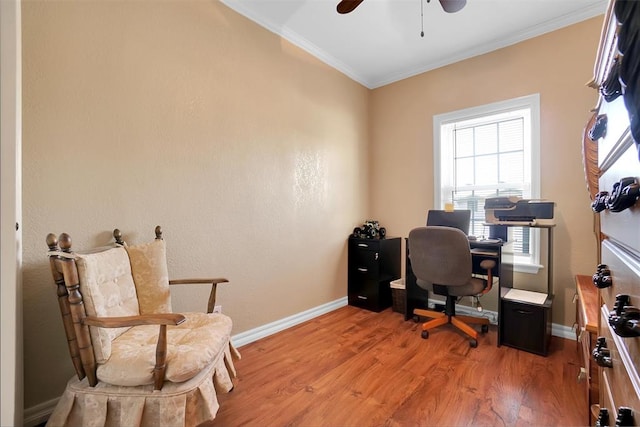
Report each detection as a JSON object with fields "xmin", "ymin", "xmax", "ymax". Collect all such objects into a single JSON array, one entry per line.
[
  {"xmin": 337, "ymin": 0, "xmax": 364, "ymax": 14},
  {"xmin": 439, "ymin": 0, "xmax": 466, "ymax": 13}
]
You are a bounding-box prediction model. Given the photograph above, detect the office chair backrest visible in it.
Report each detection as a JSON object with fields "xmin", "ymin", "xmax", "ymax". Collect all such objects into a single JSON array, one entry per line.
[{"xmin": 408, "ymin": 226, "xmax": 472, "ymax": 287}]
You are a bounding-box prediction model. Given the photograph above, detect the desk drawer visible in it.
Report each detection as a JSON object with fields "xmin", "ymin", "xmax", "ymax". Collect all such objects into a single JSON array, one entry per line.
[{"xmin": 348, "ymin": 249, "xmax": 380, "ymax": 279}]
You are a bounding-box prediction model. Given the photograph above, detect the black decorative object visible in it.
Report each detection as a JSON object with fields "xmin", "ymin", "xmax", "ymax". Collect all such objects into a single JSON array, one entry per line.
[
  {"xmin": 608, "ymin": 294, "xmax": 640, "ymax": 338},
  {"xmin": 592, "ymin": 336, "xmax": 613, "ymax": 368},
  {"xmin": 605, "ymin": 177, "xmax": 640, "ymax": 212},
  {"xmin": 601, "ymin": 57, "xmax": 623, "ymax": 102},
  {"xmin": 615, "ymin": 407, "xmax": 635, "ymax": 427},
  {"xmin": 591, "ymin": 191, "xmax": 609, "ymax": 212},
  {"xmin": 351, "ymin": 220, "xmax": 386, "ymax": 239},
  {"xmin": 588, "ymin": 114, "xmax": 608, "ymax": 141},
  {"xmin": 593, "ymin": 263, "xmax": 613, "ymax": 289}
]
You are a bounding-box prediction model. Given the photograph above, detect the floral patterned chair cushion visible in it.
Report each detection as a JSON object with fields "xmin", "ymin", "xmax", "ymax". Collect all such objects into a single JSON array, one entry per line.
[
  {"xmin": 97, "ymin": 312, "xmax": 232, "ymax": 386},
  {"xmin": 76, "ymin": 246, "xmax": 140, "ymax": 363},
  {"xmin": 125, "ymin": 239, "xmax": 172, "ymax": 314}
]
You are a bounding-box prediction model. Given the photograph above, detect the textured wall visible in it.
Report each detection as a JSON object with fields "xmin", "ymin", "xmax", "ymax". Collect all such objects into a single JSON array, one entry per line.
[
  {"xmin": 369, "ymin": 17, "xmax": 603, "ymax": 327},
  {"xmin": 21, "ymin": 0, "xmax": 369, "ymax": 408}
]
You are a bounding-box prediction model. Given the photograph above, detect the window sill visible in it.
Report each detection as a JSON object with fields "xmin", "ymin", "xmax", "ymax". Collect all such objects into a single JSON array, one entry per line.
[{"xmin": 513, "ymin": 262, "xmax": 543, "ymax": 275}]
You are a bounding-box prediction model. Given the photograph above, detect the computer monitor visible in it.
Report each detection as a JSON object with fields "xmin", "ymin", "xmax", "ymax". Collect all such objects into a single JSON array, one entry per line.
[{"xmin": 426, "ymin": 209, "xmax": 471, "ymax": 235}]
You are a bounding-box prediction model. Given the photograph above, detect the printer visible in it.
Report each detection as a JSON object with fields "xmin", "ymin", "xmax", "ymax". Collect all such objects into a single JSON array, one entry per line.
[{"xmin": 484, "ymin": 197, "xmax": 555, "ymax": 226}]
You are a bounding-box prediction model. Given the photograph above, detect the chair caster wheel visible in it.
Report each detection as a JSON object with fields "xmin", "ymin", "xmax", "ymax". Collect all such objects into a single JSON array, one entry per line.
[
  {"xmin": 481, "ymin": 324, "xmax": 489, "ymax": 333},
  {"xmin": 413, "ymin": 315, "xmax": 420, "ymax": 323},
  {"xmin": 421, "ymin": 330, "xmax": 429, "ymax": 339},
  {"xmin": 470, "ymin": 339, "xmax": 478, "ymax": 348}
]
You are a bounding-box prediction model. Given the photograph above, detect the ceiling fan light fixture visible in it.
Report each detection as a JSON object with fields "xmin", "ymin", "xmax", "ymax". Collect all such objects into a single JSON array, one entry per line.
[{"xmin": 439, "ymin": 0, "xmax": 466, "ymax": 13}]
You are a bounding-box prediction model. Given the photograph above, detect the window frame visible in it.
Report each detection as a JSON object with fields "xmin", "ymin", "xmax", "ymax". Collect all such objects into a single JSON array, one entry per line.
[{"xmin": 433, "ymin": 94, "xmax": 542, "ymax": 274}]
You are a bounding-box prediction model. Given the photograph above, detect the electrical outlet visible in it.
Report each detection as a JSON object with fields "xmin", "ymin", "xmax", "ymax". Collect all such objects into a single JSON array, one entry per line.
[{"xmin": 213, "ymin": 305, "xmax": 222, "ymax": 314}]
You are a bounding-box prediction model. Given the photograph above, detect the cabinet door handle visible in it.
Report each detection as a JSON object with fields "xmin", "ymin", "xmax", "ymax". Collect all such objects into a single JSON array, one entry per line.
[
  {"xmin": 358, "ymin": 243, "xmax": 369, "ymax": 248},
  {"xmin": 514, "ymin": 309, "xmax": 534, "ymax": 315},
  {"xmin": 358, "ymin": 267, "xmax": 368, "ymax": 273},
  {"xmin": 357, "ymin": 295, "xmax": 368, "ymax": 300}
]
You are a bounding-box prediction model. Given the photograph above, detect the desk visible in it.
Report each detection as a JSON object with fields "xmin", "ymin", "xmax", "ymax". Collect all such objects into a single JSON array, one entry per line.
[{"xmin": 404, "ymin": 239, "xmax": 510, "ymax": 321}]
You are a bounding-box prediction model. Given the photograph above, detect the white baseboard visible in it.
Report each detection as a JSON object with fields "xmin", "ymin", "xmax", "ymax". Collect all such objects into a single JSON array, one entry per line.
[
  {"xmin": 24, "ymin": 397, "xmax": 58, "ymax": 427},
  {"xmin": 232, "ymin": 297, "xmax": 348, "ymax": 347},
  {"xmin": 24, "ymin": 295, "xmax": 577, "ymax": 424},
  {"xmin": 552, "ymin": 323, "xmax": 577, "ymax": 340}
]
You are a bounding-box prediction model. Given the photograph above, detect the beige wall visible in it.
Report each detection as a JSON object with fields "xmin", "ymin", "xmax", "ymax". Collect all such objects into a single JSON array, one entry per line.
[
  {"xmin": 369, "ymin": 17, "xmax": 602, "ymax": 325},
  {"xmin": 21, "ymin": 0, "xmax": 369, "ymax": 408}
]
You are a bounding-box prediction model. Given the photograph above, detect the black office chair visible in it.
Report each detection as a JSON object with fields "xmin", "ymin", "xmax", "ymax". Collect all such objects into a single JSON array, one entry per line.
[{"xmin": 408, "ymin": 226, "xmax": 495, "ymax": 347}]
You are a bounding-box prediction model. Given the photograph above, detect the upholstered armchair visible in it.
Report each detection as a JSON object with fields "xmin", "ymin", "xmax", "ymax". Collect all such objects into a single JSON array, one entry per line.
[{"xmin": 45, "ymin": 226, "xmax": 239, "ymax": 427}]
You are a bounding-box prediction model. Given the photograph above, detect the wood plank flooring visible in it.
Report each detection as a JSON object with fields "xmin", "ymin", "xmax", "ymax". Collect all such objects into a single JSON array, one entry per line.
[{"xmin": 211, "ymin": 305, "xmax": 586, "ymax": 426}]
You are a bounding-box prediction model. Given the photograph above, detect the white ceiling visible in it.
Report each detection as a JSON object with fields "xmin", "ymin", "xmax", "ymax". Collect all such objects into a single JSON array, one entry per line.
[{"xmin": 221, "ymin": 0, "xmax": 607, "ymax": 89}]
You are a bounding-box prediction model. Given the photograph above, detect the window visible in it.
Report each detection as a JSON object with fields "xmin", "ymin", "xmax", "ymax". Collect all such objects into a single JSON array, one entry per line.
[{"xmin": 434, "ymin": 94, "xmax": 541, "ymax": 273}]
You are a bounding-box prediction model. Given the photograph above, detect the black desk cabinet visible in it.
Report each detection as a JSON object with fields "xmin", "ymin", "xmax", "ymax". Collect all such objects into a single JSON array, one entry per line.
[
  {"xmin": 500, "ymin": 296, "xmax": 552, "ymax": 356},
  {"xmin": 348, "ymin": 237, "xmax": 401, "ymax": 312}
]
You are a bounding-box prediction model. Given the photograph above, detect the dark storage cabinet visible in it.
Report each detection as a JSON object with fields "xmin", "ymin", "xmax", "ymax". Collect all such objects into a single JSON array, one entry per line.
[
  {"xmin": 348, "ymin": 237, "xmax": 401, "ymax": 312},
  {"xmin": 500, "ymin": 296, "xmax": 552, "ymax": 356},
  {"xmin": 497, "ymin": 225, "xmax": 554, "ymax": 356}
]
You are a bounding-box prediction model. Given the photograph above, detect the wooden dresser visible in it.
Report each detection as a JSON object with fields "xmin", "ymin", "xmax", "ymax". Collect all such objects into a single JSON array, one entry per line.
[
  {"xmin": 586, "ymin": 1, "xmax": 640, "ymax": 425},
  {"xmin": 576, "ymin": 274, "xmax": 599, "ymax": 425}
]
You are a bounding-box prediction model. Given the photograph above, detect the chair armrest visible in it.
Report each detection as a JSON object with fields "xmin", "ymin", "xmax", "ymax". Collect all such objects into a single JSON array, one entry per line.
[
  {"xmin": 169, "ymin": 278, "xmax": 229, "ymax": 285},
  {"xmin": 479, "ymin": 259, "xmax": 496, "ymax": 271},
  {"xmin": 82, "ymin": 313, "xmax": 186, "ymax": 391},
  {"xmin": 82, "ymin": 313, "xmax": 186, "ymax": 328},
  {"xmin": 169, "ymin": 278, "xmax": 230, "ymax": 314},
  {"xmin": 478, "ymin": 260, "xmax": 496, "ymax": 295}
]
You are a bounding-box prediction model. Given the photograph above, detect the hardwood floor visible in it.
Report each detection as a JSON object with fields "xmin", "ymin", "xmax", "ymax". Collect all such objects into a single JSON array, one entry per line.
[{"xmin": 211, "ymin": 305, "xmax": 586, "ymax": 427}]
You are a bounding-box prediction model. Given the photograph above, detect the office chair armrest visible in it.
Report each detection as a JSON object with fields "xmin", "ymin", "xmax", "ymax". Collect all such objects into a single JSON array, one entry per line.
[
  {"xmin": 169, "ymin": 278, "xmax": 230, "ymax": 314},
  {"xmin": 479, "ymin": 259, "xmax": 496, "ymax": 271},
  {"xmin": 478, "ymin": 259, "xmax": 496, "ymax": 295}
]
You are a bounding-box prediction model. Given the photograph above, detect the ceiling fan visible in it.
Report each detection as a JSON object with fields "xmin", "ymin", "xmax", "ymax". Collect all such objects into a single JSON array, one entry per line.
[{"xmin": 337, "ymin": 0, "xmax": 467, "ymax": 14}]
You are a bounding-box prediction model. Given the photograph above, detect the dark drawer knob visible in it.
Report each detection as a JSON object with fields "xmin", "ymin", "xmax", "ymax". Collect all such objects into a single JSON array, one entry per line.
[
  {"xmin": 606, "ymin": 177, "xmax": 640, "ymax": 212},
  {"xmin": 593, "ymin": 348, "xmax": 613, "ymax": 368},
  {"xmin": 613, "ymin": 294, "xmax": 631, "ymax": 316},
  {"xmin": 592, "ymin": 336, "xmax": 613, "ymax": 368},
  {"xmin": 615, "ymin": 407, "xmax": 634, "ymax": 427},
  {"xmin": 588, "ymin": 114, "xmax": 608, "ymax": 141},
  {"xmin": 595, "ymin": 407, "xmax": 609, "ymax": 427},
  {"xmin": 593, "ymin": 264, "xmax": 612, "ymax": 288},
  {"xmin": 609, "ymin": 298, "xmax": 640, "ymax": 338},
  {"xmin": 592, "ymin": 191, "xmax": 609, "ymax": 213}
]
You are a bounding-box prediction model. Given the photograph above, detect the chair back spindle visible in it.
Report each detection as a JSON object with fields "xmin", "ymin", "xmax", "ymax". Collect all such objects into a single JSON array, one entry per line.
[{"xmin": 47, "ymin": 233, "xmax": 98, "ymax": 386}]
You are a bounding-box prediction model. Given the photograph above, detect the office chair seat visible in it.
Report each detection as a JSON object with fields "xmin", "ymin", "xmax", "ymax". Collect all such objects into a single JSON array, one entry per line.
[
  {"xmin": 409, "ymin": 226, "xmax": 494, "ymax": 348},
  {"xmin": 416, "ymin": 277, "xmax": 486, "ymax": 297}
]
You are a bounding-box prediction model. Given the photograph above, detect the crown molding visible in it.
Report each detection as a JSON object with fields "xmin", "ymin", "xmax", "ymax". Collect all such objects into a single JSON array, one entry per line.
[
  {"xmin": 369, "ymin": 3, "xmax": 607, "ymax": 88},
  {"xmin": 221, "ymin": 1, "xmax": 606, "ymax": 90},
  {"xmin": 220, "ymin": 0, "xmax": 371, "ymax": 88}
]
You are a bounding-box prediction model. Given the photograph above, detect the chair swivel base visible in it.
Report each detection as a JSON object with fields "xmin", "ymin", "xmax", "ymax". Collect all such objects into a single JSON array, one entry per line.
[{"xmin": 413, "ymin": 308, "xmax": 490, "ymax": 348}]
